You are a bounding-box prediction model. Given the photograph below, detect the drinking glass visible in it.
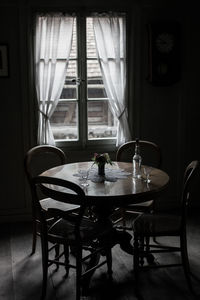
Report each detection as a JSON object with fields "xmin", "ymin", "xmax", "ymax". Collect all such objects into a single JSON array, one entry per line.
[
  {"xmin": 143, "ymin": 167, "xmax": 152, "ymax": 183},
  {"xmin": 79, "ymin": 169, "xmax": 90, "ymax": 187}
]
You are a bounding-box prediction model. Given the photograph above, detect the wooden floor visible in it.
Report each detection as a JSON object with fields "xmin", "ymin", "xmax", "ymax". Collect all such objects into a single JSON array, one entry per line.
[{"xmin": 1, "ymin": 214, "xmax": 200, "ymax": 300}]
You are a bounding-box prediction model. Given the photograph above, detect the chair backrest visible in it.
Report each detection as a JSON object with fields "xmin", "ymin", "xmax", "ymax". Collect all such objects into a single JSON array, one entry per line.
[
  {"xmin": 24, "ymin": 145, "xmax": 66, "ymax": 216},
  {"xmin": 33, "ymin": 175, "xmax": 86, "ymax": 238},
  {"xmin": 181, "ymin": 160, "xmax": 199, "ymax": 223},
  {"xmin": 116, "ymin": 140, "xmax": 162, "ymax": 168},
  {"xmin": 24, "ymin": 145, "xmax": 66, "ymax": 184}
]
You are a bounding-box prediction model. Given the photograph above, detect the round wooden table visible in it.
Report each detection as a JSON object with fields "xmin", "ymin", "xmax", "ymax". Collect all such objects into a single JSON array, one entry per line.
[
  {"xmin": 40, "ymin": 161, "xmax": 169, "ymax": 287},
  {"xmin": 41, "ymin": 161, "xmax": 169, "ymax": 208},
  {"xmin": 41, "ymin": 161, "xmax": 169, "ymax": 251}
]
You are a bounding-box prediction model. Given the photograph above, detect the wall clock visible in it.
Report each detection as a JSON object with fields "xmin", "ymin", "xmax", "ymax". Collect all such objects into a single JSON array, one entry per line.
[{"xmin": 147, "ymin": 21, "xmax": 181, "ymax": 86}]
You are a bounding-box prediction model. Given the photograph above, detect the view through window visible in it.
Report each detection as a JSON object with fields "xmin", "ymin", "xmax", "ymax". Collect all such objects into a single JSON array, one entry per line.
[{"xmin": 50, "ymin": 17, "xmax": 117, "ymax": 142}]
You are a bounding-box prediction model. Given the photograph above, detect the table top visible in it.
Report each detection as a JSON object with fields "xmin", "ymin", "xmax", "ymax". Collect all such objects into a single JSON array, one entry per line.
[{"xmin": 41, "ymin": 161, "xmax": 169, "ymax": 206}]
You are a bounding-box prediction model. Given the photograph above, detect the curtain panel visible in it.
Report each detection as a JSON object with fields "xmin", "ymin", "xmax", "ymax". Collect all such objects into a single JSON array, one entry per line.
[
  {"xmin": 93, "ymin": 15, "xmax": 131, "ymax": 146},
  {"xmin": 34, "ymin": 13, "xmax": 74, "ymax": 145}
]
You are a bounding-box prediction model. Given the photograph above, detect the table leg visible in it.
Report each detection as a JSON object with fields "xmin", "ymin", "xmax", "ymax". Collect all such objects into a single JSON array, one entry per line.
[
  {"xmin": 102, "ymin": 227, "xmax": 133, "ymax": 255},
  {"xmin": 92, "ymin": 205, "xmax": 134, "ymax": 255}
]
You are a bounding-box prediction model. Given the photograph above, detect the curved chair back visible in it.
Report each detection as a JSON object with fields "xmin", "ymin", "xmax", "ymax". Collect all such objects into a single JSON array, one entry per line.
[
  {"xmin": 33, "ymin": 175, "xmax": 86, "ymax": 238},
  {"xmin": 116, "ymin": 140, "xmax": 162, "ymax": 168},
  {"xmin": 34, "ymin": 175, "xmax": 85, "ymax": 206},
  {"xmin": 24, "ymin": 145, "xmax": 66, "ymax": 184},
  {"xmin": 181, "ymin": 160, "xmax": 199, "ymax": 227},
  {"xmin": 24, "ymin": 145, "xmax": 67, "ymax": 254}
]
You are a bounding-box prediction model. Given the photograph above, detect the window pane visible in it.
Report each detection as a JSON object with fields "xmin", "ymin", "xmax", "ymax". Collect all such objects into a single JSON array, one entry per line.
[
  {"xmin": 87, "ymin": 60, "xmax": 107, "ymax": 99},
  {"xmin": 69, "ymin": 19, "xmax": 77, "ymax": 59},
  {"xmin": 50, "ymin": 101, "xmax": 78, "ymax": 140},
  {"xmin": 86, "ymin": 17, "xmax": 117, "ymax": 140},
  {"xmin": 60, "ymin": 60, "xmax": 77, "ymax": 99},
  {"xmin": 86, "ymin": 18, "xmax": 97, "ymax": 58},
  {"xmin": 88, "ymin": 100, "xmax": 117, "ymax": 139}
]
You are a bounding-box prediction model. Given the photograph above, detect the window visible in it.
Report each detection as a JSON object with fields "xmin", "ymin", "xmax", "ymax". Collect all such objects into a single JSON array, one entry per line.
[
  {"xmin": 49, "ymin": 17, "xmax": 117, "ymax": 143},
  {"xmin": 34, "ymin": 13, "xmax": 130, "ymax": 147}
]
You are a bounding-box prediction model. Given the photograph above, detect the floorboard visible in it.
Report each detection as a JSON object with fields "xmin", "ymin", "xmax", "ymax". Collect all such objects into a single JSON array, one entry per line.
[
  {"xmin": 0, "ymin": 213, "xmax": 200, "ymax": 300},
  {"xmin": 0, "ymin": 224, "xmax": 14, "ymax": 300}
]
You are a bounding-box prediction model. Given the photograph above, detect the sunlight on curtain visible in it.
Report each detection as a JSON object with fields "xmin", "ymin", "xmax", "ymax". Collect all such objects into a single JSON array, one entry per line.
[
  {"xmin": 93, "ymin": 14, "xmax": 131, "ymax": 146},
  {"xmin": 34, "ymin": 13, "xmax": 74, "ymax": 145}
]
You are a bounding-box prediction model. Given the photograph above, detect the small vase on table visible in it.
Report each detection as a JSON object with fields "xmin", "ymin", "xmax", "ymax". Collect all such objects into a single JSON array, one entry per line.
[{"xmin": 98, "ymin": 163, "xmax": 105, "ymax": 176}]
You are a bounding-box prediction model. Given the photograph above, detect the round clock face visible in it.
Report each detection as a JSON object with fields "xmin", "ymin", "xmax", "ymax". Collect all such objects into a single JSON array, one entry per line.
[{"xmin": 155, "ymin": 33, "xmax": 174, "ymax": 53}]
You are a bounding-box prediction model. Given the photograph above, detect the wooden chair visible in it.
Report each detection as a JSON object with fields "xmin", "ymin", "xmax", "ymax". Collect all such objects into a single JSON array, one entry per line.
[
  {"xmin": 115, "ymin": 140, "xmax": 162, "ymax": 229},
  {"xmin": 24, "ymin": 145, "xmax": 79, "ymax": 254},
  {"xmin": 33, "ymin": 175, "xmax": 113, "ymax": 300},
  {"xmin": 133, "ymin": 160, "xmax": 199, "ymax": 295}
]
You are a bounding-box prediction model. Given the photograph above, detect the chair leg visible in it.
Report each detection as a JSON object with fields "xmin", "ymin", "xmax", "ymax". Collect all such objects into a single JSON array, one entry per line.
[
  {"xmin": 145, "ymin": 235, "xmax": 150, "ymax": 256},
  {"xmin": 76, "ymin": 247, "xmax": 82, "ymax": 300},
  {"xmin": 153, "ymin": 236, "xmax": 157, "ymax": 243},
  {"xmin": 54, "ymin": 244, "xmax": 60, "ymax": 270},
  {"xmin": 180, "ymin": 234, "xmax": 194, "ymax": 293},
  {"xmin": 145, "ymin": 236, "xmax": 155, "ymax": 264},
  {"xmin": 139, "ymin": 236, "xmax": 145, "ymax": 266},
  {"xmin": 64, "ymin": 243, "xmax": 70, "ymax": 277},
  {"xmin": 31, "ymin": 220, "xmax": 37, "ymax": 255},
  {"xmin": 133, "ymin": 233, "xmax": 140, "ymax": 296},
  {"xmin": 41, "ymin": 238, "xmax": 48, "ymax": 300},
  {"xmin": 122, "ymin": 208, "xmax": 127, "ymax": 229},
  {"xmin": 106, "ymin": 248, "xmax": 113, "ymax": 280},
  {"xmin": 150, "ymin": 205, "xmax": 157, "ymax": 244}
]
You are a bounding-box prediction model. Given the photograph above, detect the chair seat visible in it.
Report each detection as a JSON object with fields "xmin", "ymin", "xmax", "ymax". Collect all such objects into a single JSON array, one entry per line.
[
  {"xmin": 125, "ymin": 200, "xmax": 154, "ymax": 211},
  {"xmin": 133, "ymin": 213, "xmax": 181, "ymax": 236},
  {"xmin": 48, "ymin": 217, "xmax": 113, "ymax": 245},
  {"xmin": 40, "ymin": 198, "xmax": 80, "ymax": 212}
]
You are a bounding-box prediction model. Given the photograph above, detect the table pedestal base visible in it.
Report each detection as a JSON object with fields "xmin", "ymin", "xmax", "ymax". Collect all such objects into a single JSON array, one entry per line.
[{"xmin": 80, "ymin": 227, "xmax": 133, "ymax": 295}]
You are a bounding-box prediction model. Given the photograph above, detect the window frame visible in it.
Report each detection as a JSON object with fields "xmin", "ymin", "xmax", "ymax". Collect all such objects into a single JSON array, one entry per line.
[{"xmin": 32, "ymin": 9, "xmax": 129, "ymax": 152}]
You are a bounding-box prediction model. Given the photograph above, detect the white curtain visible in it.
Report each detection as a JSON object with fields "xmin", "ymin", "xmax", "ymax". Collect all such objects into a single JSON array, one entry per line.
[
  {"xmin": 93, "ymin": 15, "xmax": 131, "ymax": 146},
  {"xmin": 34, "ymin": 13, "xmax": 74, "ymax": 145}
]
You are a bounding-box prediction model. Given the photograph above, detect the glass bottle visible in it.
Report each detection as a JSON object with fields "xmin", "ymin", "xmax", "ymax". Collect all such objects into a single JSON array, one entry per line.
[{"xmin": 132, "ymin": 138, "xmax": 142, "ymax": 178}]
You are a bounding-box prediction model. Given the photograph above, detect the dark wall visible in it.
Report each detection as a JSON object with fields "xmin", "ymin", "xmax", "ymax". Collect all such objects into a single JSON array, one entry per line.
[
  {"xmin": 0, "ymin": 3, "xmax": 28, "ymax": 220},
  {"xmin": 0, "ymin": 0, "xmax": 199, "ymax": 221}
]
